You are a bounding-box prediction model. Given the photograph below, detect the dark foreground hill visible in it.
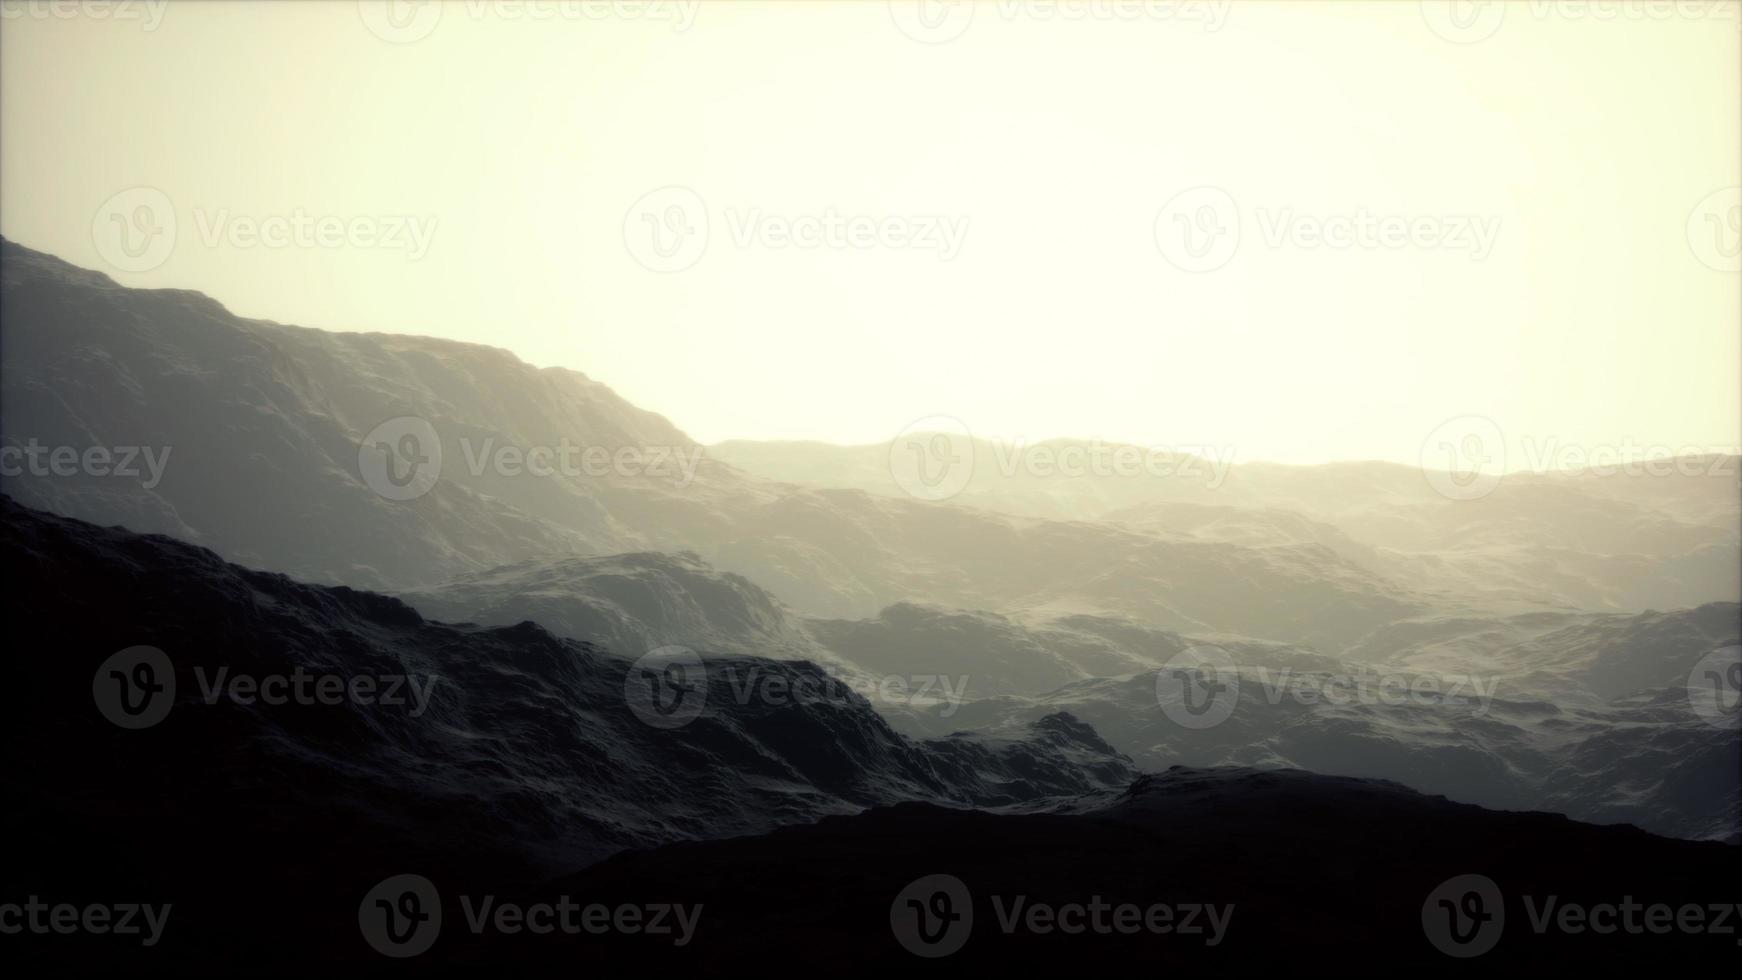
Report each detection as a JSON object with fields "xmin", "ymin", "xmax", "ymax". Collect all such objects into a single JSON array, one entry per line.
[
  {"xmin": 456, "ymin": 767, "xmax": 1742, "ymax": 972},
  {"xmin": 3, "ymin": 497, "xmax": 1737, "ymax": 973},
  {"xmin": 0, "ymin": 496, "xmax": 1131, "ymax": 971}
]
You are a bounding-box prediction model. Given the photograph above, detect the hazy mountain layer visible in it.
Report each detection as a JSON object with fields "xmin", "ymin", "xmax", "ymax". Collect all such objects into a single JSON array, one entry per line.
[
  {"xmin": 0, "ymin": 237, "xmax": 1432, "ymax": 647},
  {"xmin": 896, "ymin": 603, "xmax": 1740, "ymax": 842},
  {"xmin": 712, "ymin": 437, "xmax": 1742, "ymax": 614}
]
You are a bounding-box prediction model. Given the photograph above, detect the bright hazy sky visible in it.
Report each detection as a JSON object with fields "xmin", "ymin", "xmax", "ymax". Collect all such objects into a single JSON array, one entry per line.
[{"xmin": 3, "ymin": 1, "xmax": 1739, "ymax": 466}]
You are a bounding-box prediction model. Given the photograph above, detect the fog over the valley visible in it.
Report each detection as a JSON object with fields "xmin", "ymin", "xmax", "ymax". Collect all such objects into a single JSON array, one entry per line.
[{"xmin": 1, "ymin": 5, "xmax": 1738, "ymax": 971}]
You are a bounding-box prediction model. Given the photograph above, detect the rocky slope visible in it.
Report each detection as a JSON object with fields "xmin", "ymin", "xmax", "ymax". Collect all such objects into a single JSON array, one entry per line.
[{"xmin": 1, "ymin": 495, "xmax": 1137, "ymax": 890}]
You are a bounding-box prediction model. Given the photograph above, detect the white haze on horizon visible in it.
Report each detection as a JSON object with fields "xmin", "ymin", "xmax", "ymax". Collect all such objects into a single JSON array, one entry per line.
[{"xmin": 2, "ymin": 0, "xmax": 1738, "ymax": 469}]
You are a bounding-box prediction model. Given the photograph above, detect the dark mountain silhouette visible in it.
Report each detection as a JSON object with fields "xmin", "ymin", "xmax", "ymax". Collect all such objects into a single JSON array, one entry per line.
[
  {"xmin": 7, "ymin": 496, "xmax": 1738, "ymax": 972},
  {"xmin": 1, "ymin": 494, "xmax": 1138, "ymax": 969},
  {"xmin": 470, "ymin": 767, "xmax": 1742, "ymax": 971}
]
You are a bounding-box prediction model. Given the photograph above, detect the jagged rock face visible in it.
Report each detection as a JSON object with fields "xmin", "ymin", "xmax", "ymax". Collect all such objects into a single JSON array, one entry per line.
[{"xmin": 1, "ymin": 496, "xmax": 1137, "ymax": 894}]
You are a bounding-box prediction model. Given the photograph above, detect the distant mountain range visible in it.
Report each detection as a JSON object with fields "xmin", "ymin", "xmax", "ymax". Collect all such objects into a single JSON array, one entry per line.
[
  {"xmin": 3, "ymin": 236, "xmax": 1738, "ymax": 971},
  {"xmin": 398, "ymin": 540, "xmax": 1738, "ymax": 841},
  {"xmin": 5, "ymin": 498, "xmax": 1738, "ymax": 972},
  {"xmin": 18, "ymin": 236, "xmax": 1730, "ymax": 643},
  {"xmin": 712, "ymin": 437, "xmax": 1742, "ymax": 614},
  {"xmin": 3, "ymin": 235, "xmax": 1736, "ymax": 848}
]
